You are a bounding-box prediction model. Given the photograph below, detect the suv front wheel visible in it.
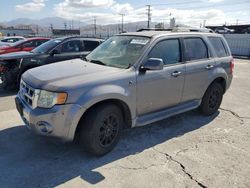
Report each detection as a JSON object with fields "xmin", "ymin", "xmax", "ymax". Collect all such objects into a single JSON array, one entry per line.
[
  {"xmin": 79, "ymin": 104, "xmax": 123, "ymax": 156},
  {"xmin": 199, "ymin": 82, "xmax": 223, "ymax": 116}
]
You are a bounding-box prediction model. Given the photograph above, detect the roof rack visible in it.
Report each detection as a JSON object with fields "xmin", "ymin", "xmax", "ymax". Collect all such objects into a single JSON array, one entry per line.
[
  {"xmin": 137, "ymin": 28, "xmax": 172, "ymax": 32},
  {"xmin": 137, "ymin": 27, "xmax": 214, "ymax": 33}
]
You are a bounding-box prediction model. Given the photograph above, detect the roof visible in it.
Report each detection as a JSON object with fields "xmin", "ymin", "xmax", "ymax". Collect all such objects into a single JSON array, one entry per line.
[
  {"xmin": 26, "ymin": 37, "xmax": 50, "ymax": 40},
  {"xmin": 119, "ymin": 31, "xmax": 221, "ymax": 38},
  {"xmin": 54, "ymin": 36, "xmax": 104, "ymax": 41}
]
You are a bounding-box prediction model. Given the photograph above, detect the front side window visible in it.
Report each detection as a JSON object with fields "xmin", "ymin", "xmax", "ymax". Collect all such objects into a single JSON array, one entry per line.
[
  {"xmin": 31, "ymin": 39, "xmax": 62, "ymax": 54},
  {"xmin": 60, "ymin": 40, "xmax": 83, "ymax": 53},
  {"xmin": 149, "ymin": 39, "xmax": 181, "ymax": 65},
  {"xmin": 208, "ymin": 37, "xmax": 228, "ymax": 57},
  {"xmin": 86, "ymin": 36, "xmax": 150, "ymax": 68},
  {"xmin": 184, "ymin": 38, "xmax": 208, "ymax": 61},
  {"xmin": 22, "ymin": 41, "xmax": 34, "ymax": 48}
]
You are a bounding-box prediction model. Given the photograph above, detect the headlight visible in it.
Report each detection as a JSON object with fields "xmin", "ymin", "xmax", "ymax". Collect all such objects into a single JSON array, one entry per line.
[
  {"xmin": 37, "ymin": 90, "xmax": 67, "ymax": 108},
  {"xmin": 0, "ymin": 50, "xmax": 5, "ymax": 53}
]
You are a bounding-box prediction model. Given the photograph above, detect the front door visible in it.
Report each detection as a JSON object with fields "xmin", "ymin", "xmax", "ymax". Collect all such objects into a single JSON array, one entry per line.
[
  {"xmin": 47, "ymin": 40, "xmax": 84, "ymax": 63},
  {"xmin": 137, "ymin": 38, "xmax": 185, "ymax": 115}
]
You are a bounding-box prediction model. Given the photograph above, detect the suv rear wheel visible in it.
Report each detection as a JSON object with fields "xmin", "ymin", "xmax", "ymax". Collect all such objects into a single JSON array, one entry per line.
[
  {"xmin": 79, "ymin": 104, "xmax": 123, "ymax": 156},
  {"xmin": 199, "ymin": 82, "xmax": 223, "ymax": 116}
]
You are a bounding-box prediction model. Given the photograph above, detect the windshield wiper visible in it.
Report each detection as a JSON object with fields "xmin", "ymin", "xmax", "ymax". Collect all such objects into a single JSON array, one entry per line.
[
  {"xmin": 89, "ymin": 59, "xmax": 106, "ymax": 66},
  {"xmin": 82, "ymin": 57, "xmax": 89, "ymax": 61}
]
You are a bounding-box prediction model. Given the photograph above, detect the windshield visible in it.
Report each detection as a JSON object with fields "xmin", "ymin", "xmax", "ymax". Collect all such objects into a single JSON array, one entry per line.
[
  {"xmin": 85, "ymin": 36, "xmax": 150, "ymax": 68},
  {"xmin": 31, "ymin": 39, "xmax": 62, "ymax": 53}
]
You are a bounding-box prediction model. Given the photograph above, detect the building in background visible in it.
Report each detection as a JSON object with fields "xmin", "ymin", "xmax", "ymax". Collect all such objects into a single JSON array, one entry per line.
[
  {"xmin": 0, "ymin": 27, "xmax": 34, "ymax": 37},
  {"xmin": 207, "ymin": 24, "xmax": 250, "ymax": 34},
  {"xmin": 169, "ymin": 18, "xmax": 176, "ymax": 29},
  {"xmin": 52, "ymin": 29, "xmax": 80, "ymax": 37}
]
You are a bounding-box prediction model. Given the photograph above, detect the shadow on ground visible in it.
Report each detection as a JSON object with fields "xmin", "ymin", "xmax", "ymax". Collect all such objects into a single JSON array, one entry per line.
[
  {"xmin": 0, "ymin": 110, "xmax": 219, "ymax": 187},
  {"xmin": 0, "ymin": 83, "xmax": 17, "ymax": 97}
]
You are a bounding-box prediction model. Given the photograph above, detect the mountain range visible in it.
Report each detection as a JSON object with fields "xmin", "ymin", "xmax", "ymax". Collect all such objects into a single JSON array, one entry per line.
[{"xmin": 1, "ymin": 17, "xmax": 84, "ymax": 29}]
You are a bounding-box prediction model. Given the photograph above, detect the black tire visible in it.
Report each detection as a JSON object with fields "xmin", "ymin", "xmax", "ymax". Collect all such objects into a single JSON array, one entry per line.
[
  {"xmin": 79, "ymin": 104, "xmax": 123, "ymax": 156},
  {"xmin": 199, "ymin": 82, "xmax": 223, "ymax": 116},
  {"xmin": 1, "ymin": 71, "xmax": 16, "ymax": 90}
]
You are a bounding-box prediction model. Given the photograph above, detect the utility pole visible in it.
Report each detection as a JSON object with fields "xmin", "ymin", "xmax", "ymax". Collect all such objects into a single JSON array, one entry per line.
[
  {"xmin": 93, "ymin": 16, "xmax": 96, "ymax": 35},
  {"xmin": 119, "ymin": 14, "xmax": 125, "ymax": 33},
  {"xmin": 146, "ymin": 5, "xmax": 152, "ymax": 28},
  {"xmin": 203, "ymin": 20, "xmax": 206, "ymax": 27}
]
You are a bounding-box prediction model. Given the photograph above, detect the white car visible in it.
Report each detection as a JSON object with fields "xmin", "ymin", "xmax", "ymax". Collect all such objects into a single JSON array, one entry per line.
[{"xmin": 0, "ymin": 36, "xmax": 25, "ymax": 47}]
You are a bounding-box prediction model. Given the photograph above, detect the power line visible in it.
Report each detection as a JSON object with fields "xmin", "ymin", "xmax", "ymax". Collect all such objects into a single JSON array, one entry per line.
[{"xmin": 151, "ymin": 0, "xmax": 250, "ymax": 10}]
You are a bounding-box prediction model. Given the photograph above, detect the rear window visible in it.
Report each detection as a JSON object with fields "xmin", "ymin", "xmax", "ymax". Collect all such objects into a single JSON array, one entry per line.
[
  {"xmin": 184, "ymin": 38, "xmax": 208, "ymax": 61},
  {"xmin": 208, "ymin": 37, "xmax": 228, "ymax": 57},
  {"xmin": 84, "ymin": 41, "xmax": 99, "ymax": 51}
]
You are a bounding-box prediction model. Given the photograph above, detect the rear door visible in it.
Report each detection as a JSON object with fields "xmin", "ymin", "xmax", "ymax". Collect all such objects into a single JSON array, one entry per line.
[
  {"xmin": 137, "ymin": 38, "xmax": 186, "ymax": 115},
  {"xmin": 208, "ymin": 36, "xmax": 233, "ymax": 76},
  {"xmin": 181, "ymin": 36, "xmax": 216, "ymax": 103},
  {"xmin": 83, "ymin": 40, "xmax": 100, "ymax": 56}
]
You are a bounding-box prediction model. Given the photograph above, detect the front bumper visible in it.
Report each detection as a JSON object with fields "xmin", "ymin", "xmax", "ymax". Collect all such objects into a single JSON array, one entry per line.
[{"xmin": 15, "ymin": 93, "xmax": 86, "ymax": 142}]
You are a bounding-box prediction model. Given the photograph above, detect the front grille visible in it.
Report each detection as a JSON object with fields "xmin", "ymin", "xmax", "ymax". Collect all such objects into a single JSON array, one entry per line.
[{"xmin": 20, "ymin": 80, "xmax": 36, "ymax": 108}]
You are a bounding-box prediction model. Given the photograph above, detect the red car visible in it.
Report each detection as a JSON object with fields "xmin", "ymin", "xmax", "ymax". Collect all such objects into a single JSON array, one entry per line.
[{"xmin": 0, "ymin": 37, "xmax": 50, "ymax": 55}]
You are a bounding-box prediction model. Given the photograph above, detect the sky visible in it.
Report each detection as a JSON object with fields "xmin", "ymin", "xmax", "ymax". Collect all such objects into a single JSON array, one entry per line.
[{"xmin": 0, "ymin": 0, "xmax": 249, "ymax": 27}]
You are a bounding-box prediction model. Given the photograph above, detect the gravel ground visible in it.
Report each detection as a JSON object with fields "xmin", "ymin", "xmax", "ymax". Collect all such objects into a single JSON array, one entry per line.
[{"xmin": 0, "ymin": 58, "xmax": 249, "ymax": 188}]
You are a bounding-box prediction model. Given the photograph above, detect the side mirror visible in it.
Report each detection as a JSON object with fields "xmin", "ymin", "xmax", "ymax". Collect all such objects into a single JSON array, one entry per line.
[
  {"xmin": 140, "ymin": 58, "xmax": 164, "ymax": 71},
  {"xmin": 50, "ymin": 49, "xmax": 60, "ymax": 56}
]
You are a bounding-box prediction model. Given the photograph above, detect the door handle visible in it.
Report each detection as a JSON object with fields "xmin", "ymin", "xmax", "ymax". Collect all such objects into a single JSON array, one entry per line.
[
  {"xmin": 205, "ymin": 65, "xmax": 214, "ymax": 70},
  {"xmin": 171, "ymin": 71, "xmax": 182, "ymax": 77}
]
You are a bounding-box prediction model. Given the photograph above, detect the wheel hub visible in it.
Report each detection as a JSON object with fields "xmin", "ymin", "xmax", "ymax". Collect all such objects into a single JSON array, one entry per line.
[{"xmin": 99, "ymin": 114, "xmax": 119, "ymax": 147}]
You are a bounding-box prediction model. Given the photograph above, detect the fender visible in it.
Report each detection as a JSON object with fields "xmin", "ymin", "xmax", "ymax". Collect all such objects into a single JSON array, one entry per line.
[
  {"xmin": 67, "ymin": 84, "xmax": 136, "ymax": 140},
  {"xmin": 202, "ymin": 66, "xmax": 229, "ymax": 97},
  {"xmin": 77, "ymin": 84, "xmax": 136, "ymax": 119}
]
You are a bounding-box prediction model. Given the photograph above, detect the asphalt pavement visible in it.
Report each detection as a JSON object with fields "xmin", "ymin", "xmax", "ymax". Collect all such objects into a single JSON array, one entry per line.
[{"xmin": 0, "ymin": 59, "xmax": 249, "ymax": 188}]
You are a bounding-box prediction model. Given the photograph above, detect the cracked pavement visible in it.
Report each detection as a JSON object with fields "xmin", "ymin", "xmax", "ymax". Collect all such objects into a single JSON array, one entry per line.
[{"xmin": 0, "ymin": 58, "xmax": 250, "ymax": 188}]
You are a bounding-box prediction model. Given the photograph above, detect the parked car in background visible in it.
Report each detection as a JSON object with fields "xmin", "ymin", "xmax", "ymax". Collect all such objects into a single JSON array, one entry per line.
[
  {"xmin": 242, "ymin": 27, "xmax": 250, "ymax": 34},
  {"xmin": 0, "ymin": 36, "xmax": 25, "ymax": 47},
  {"xmin": 215, "ymin": 26, "xmax": 234, "ymax": 34},
  {"xmin": 0, "ymin": 36, "xmax": 103, "ymax": 89},
  {"xmin": 15, "ymin": 31, "xmax": 233, "ymax": 155},
  {"xmin": 0, "ymin": 37, "xmax": 49, "ymax": 55}
]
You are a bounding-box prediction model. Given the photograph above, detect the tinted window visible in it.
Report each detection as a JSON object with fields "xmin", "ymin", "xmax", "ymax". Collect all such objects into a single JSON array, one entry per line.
[
  {"xmin": 149, "ymin": 39, "xmax": 181, "ymax": 65},
  {"xmin": 61, "ymin": 40, "xmax": 83, "ymax": 53},
  {"xmin": 84, "ymin": 41, "xmax": 99, "ymax": 51},
  {"xmin": 208, "ymin": 37, "xmax": 228, "ymax": 57},
  {"xmin": 184, "ymin": 38, "xmax": 208, "ymax": 61},
  {"xmin": 22, "ymin": 41, "xmax": 34, "ymax": 48}
]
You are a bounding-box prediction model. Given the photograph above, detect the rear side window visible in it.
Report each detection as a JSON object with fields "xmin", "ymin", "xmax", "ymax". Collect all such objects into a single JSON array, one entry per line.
[
  {"xmin": 84, "ymin": 41, "xmax": 99, "ymax": 51},
  {"xmin": 208, "ymin": 37, "xmax": 228, "ymax": 57},
  {"xmin": 184, "ymin": 38, "xmax": 208, "ymax": 61},
  {"xmin": 149, "ymin": 39, "xmax": 181, "ymax": 65}
]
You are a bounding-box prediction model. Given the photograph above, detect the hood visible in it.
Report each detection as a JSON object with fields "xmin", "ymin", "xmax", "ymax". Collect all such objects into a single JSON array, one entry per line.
[
  {"xmin": 0, "ymin": 51, "xmax": 40, "ymax": 60},
  {"xmin": 22, "ymin": 58, "xmax": 126, "ymax": 90}
]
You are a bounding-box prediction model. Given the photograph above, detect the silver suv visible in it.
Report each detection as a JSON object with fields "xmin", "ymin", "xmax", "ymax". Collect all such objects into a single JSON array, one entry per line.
[{"xmin": 15, "ymin": 31, "xmax": 234, "ymax": 155}]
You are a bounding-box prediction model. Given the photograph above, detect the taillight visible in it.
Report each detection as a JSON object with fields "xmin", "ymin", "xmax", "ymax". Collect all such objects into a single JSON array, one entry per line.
[
  {"xmin": 230, "ymin": 58, "xmax": 234, "ymax": 74},
  {"xmin": 0, "ymin": 65, "xmax": 7, "ymax": 73}
]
